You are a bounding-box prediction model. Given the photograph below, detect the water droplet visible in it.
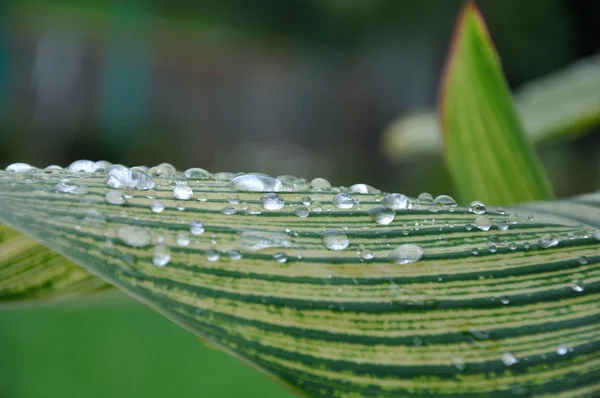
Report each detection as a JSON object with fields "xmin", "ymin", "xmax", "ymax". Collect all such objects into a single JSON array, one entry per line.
[
  {"xmin": 236, "ymin": 231, "xmax": 293, "ymax": 251},
  {"xmin": 173, "ymin": 184, "xmax": 193, "ymax": 200},
  {"xmin": 332, "ymin": 193, "xmax": 355, "ymax": 209},
  {"xmin": 273, "ymin": 252, "xmax": 288, "ymax": 263},
  {"xmin": 570, "ymin": 279, "xmax": 584, "ymax": 292},
  {"xmin": 293, "ymin": 206, "xmax": 310, "ymax": 218},
  {"xmin": 189, "ymin": 221, "xmax": 205, "ymax": 235},
  {"xmin": 368, "ymin": 206, "xmax": 396, "ymax": 225},
  {"xmin": 359, "ymin": 250, "xmax": 374, "ymax": 260},
  {"xmin": 105, "ymin": 190, "xmax": 127, "ymax": 205},
  {"xmin": 148, "ymin": 163, "xmax": 176, "ymax": 178},
  {"xmin": 184, "ymin": 167, "xmax": 211, "ymax": 180},
  {"xmin": 322, "ymin": 230, "xmax": 349, "ymax": 251},
  {"xmin": 500, "ymin": 296, "xmax": 510, "ymax": 305},
  {"xmin": 150, "ymin": 201, "xmax": 165, "ymax": 213},
  {"xmin": 496, "ymin": 220, "xmax": 509, "ymax": 231},
  {"xmin": 117, "ymin": 226, "xmax": 150, "ymax": 247},
  {"xmin": 67, "ymin": 159, "xmax": 97, "ymax": 173},
  {"xmin": 220, "ymin": 207, "xmax": 237, "ymax": 215},
  {"xmin": 43, "ymin": 165, "xmax": 64, "ymax": 173},
  {"xmin": 152, "ymin": 244, "xmax": 171, "ymax": 267},
  {"xmin": 94, "ymin": 160, "xmax": 112, "ymax": 171},
  {"xmin": 556, "ymin": 345, "xmax": 569, "ymax": 355},
  {"xmin": 176, "ymin": 232, "xmax": 190, "ymax": 246},
  {"xmin": 55, "ymin": 179, "xmax": 88, "ymax": 195},
  {"xmin": 310, "ymin": 177, "xmax": 331, "ymax": 190},
  {"xmin": 502, "ymin": 352, "xmax": 519, "ymax": 366},
  {"xmin": 301, "ymin": 196, "xmax": 313, "ymax": 206},
  {"xmin": 106, "ymin": 169, "xmax": 155, "ymax": 190},
  {"xmin": 227, "ymin": 194, "xmax": 241, "ymax": 205},
  {"xmin": 417, "ymin": 192, "xmax": 433, "ymax": 206},
  {"xmin": 229, "ymin": 173, "xmax": 284, "ymax": 192},
  {"xmin": 260, "ymin": 193, "xmax": 285, "ymax": 210},
  {"xmin": 227, "ymin": 250, "xmax": 242, "ymax": 260},
  {"xmin": 6, "ymin": 162, "xmax": 35, "ymax": 172},
  {"xmin": 469, "ymin": 200, "xmax": 486, "ymax": 214},
  {"xmin": 384, "ymin": 193, "xmax": 411, "ymax": 210},
  {"xmin": 212, "ymin": 172, "xmax": 235, "ymax": 182},
  {"xmin": 577, "ymin": 256, "xmax": 588, "ymax": 265},
  {"xmin": 475, "ymin": 215, "xmax": 492, "ymax": 231},
  {"xmin": 538, "ymin": 234, "xmax": 560, "ymax": 248},
  {"xmin": 348, "ymin": 183, "xmax": 380, "ymax": 194},
  {"xmin": 433, "ymin": 195, "xmax": 457, "ymax": 210},
  {"xmin": 508, "ymin": 242, "xmax": 518, "ymax": 251},
  {"xmin": 196, "ymin": 194, "xmax": 208, "ymax": 202},
  {"xmin": 389, "ymin": 244, "xmax": 423, "ymax": 264},
  {"xmin": 205, "ymin": 249, "xmax": 220, "ymax": 262}
]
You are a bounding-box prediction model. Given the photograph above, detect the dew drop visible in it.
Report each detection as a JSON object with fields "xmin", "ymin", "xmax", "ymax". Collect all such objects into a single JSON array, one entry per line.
[
  {"xmin": 500, "ymin": 296, "xmax": 510, "ymax": 305},
  {"xmin": 570, "ymin": 279, "xmax": 584, "ymax": 292},
  {"xmin": 469, "ymin": 200, "xmax": 486, "ymax": 214},
  {"xmin": 117, "ymin": 226, "xmax": 150, "ymax": 247},
  {"xmin": 43, "ymin": 165, "xmax": 64, "ymax": 173},
  {"xmin": 310, "ymin": 177, "xmax": 331, "ymax": 190},
  {"xmin": 301, "ymin": 196, "xmax": 313, "ymax": 206},
  {"xmin": 227, "ymin": 250, "xmax": 242, "ymax": 260},
  {"xmin": 227, "ymin": 194, "xmax": 241, "ymax": 205},
  {"xmin": 107, "ymin": 169, "xmax": 155, "ymax": 190},
  {"xmin": 577, "ymin": 256, "xmax": 588, "ymax": 265},
  {"xmin": 389, "ymin": 244, "xmax": 423, "ymax": 264},
  {"xmin": 359, "ymin": 250, "xmax": 374, "ymax": 260},
  {"xmin": 55, "ymin": 179, "xmax": 88, "ymax": 195},
  {"xmin": 67, "ymin": 159, "xmax": 97, "ymax": 173},
  {"xmin": 205, "ymin": 249, "xmax": 220, "ymax": 262},
  {"xmin": 148, "ymin": 163, "xmax": 176, "ymax": 178},
  {"xmin": 261, "ymin": 193, "xmax": 285, "ymax": 210},
  {"xmin": 538, "ymin": 234, "xmax": 560, "ymax": 248},
  {"xmin": 152, "ymin": 244, "xmax": 171, "ymax": 267},
  {"xmin": 368, "ymin": 206, "xmax": 396, "ymax": 225},
  {"xmin": 433, "ymin": 194, "xmax": 457, "ymax": 208},
  {"xmin": 502, "ymin": 352, "xmax": 519, "ymax": 366},
  {"xmin": 417, "ymin": 192, "xmax": 433, "ymax": 206},
  {"xmin": 273, "ymin": 252, "xmax": 288, "ymax": 263},
  {"xmin": 184, "ymin": 167, "xmax": 211, "ymax": 180},
  {"xmin": 150, "ymin": 201, "xmax": 165, "ymax": 213},
  {"xmin": 6, "ymin": 163, "xmax": 35, "ymax": 173},
  {"xmin": 189, "ymin": 221, "xmax": 205, "ymax": 235},
  {"xmin": 348, "ymin": 183, "xmax": 380, "ymax": 194},
  {"xmin": 173, "ymin": 184, "xmax": 193, "ymax": 200},
  {"xmin": 508, "ymin": 242, "xmax": 518, "ymax": 251},
  {"xmin": 220, "ymin": 207, "xmax": 237, "ymax": 215},
  {"xmin": 322, "ymin": 230, "xmax": 350, "ymax": 251},
  {"xmin": 176, "ymin": 232, "xmax": 190, "ymax": 247},
  {"xmin": 105, "ymin": 190, "xmax": 127, "ymax": 205},
  {"xmin": 293, "ymin": 206, "xmax": 310, "ymax": 218},
  {"xmin": 384, "ymin": 193, "xmax": 411, "ymax": 210},
  {"xmin": 332, "ymin": 193, "xmax": 355, "ymax": 209},
  {"xmin": 236, "ymin": 231, "xmax": 293, "ymax": 251},
  {"xmin": 475, "ymin": 215, "xmax": 493, "ymax": 231},
  {"xmin": 556, "ymin": 345, "xmax": 569, "ymax": 355},
  {"xmin": 229, "ymin": 173, "xmax": 284, "ymax": 192}
]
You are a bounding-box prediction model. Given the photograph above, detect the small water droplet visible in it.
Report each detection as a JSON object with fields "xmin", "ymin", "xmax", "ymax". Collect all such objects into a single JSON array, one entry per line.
[
  {"xmin": 417, "ymin": 192, "xmax": 433, "ymax": 206},
  {"xmin": 538, "ymin": 234, "xmax": 560, "ymax": 248},
  {"xmin": 43, "ymin": 165, "xmax": 64, "ymax": 173},
  {"xmin": 577, "ymin": 256, "xmax": 588, "ymax": 265},
  {"xmin": 556, "ymin": 345, "xmax": 569, "ymax": 355},
  {"xmin": 184, "ymin": 167, "xmax": 211, "ymax": 180},
  {"xmin": 570, "ymin": 279, "xmax": 584, "ymax": 292},
  {"xmin": 117, "ymin": 226, "xmax": 150, "ymax": 247},
  {"xmin": 389, "ymin": 244, "xmax": 423, "ymax": 264},
  {"xmin": 293, "ymin": 206, "xmax": 310, "ymax": 218},
  {"xmin": 368, "ymin": 206, "xmax": 396, "ymax": 225},
  {"xmin": 348, "ymin": 183, "xmax": 380, "ymax": 194},
  {"xmin": 148, "ymin": 163, "xmax": 176, "ymax": 178},
  {"xmin": 173, "ymin": 184, "xmax": 193, "ymax": 200},
  {"xmin": 301, "ymin": 196, "xmax": 313, "ymax": 206},
  {"xmin": 261, "ymin": 193, "xmax": 285, "ymax": 210},
  {"xmin": 434, "ymin": 195, "xmax": 457, "ymax": 208},
  {"xmin": 205, "ymin": 249, "xmax": 220, "ymax": 261},
  {"xmin": 227, "ymin": 250, "xmax": 242, "ymax": 260},
  {"xmin": 67, "ymin": 160, "xmax": 97, "ymax": 173},
  {"xmin": 150, "ymin": 201, "xmax": 165, "ymax": 213},
  {"xmin": 332, "ymin": 193, "xmax": 355, "ymax": 209},
  {"xmin": 273, "ymin": 252, "xmax": 288, "ymax": 263},
  {"xmin": 229, "ymin": 173, "xmax": 284, "ymax": 192},
  {"xmin": 508, "ymin": 242, "xmax": 518, "ymax": 250},
  {"xmin": 359, "ymin": 250, "xmax": 374, "ymax": 260},
  {"xmin": 105, "ymin": 190, "xmax": 127, "ymax": 205},
  {"xmin": 107, "ymin": 169, "xmax": 155, "ymax": 190},
  {"xmin": 469, "ymin": 200, "xmax": 486, "ymax": 214},
  {"xmin": 220, "ymin": 207, "xmax": 237, "ymax": 215},
  {"xmin": 475, "ymin": 215, "xmax": 492, "ymax": 231},
  {"xmin": 322, "ymin": 230, "xmax": 350, "ymax": 251},
  {"xmin": 152, "ymin": 244, "xmax": 171, "ymax": 267},
  {"xmin": 500, "ymin": 296, "xmax": 510, "ymax": 305},
  {"xmin": 55, "ymin": 179, "xmax": 88, "ymax": 195},
  {"xmin": 189, "ymin": 221, "xmax": 205, "ymax": 235},
  {"xmin": 502, "ymin": 352, "xmax": 519, "ymax": 366},
  {"xmin": 176, "ymin": 232, "xmax": 190, "ymax": 246},
  {"xmin": 236, "ymin": 231, "xmax": 293, "ymax": 251},
  {"xmin": 383, "ymin": 193, "xmax": 411, "ymax": 210},
  {"xmin": 227, "ymin": 194, "xmax": 241, "ymax": 205}
]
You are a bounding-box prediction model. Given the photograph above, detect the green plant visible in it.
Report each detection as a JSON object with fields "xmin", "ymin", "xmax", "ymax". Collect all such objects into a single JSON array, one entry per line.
[{"xmin": 1, "ymin": 2, "xmax": 599, "ymax": 397}]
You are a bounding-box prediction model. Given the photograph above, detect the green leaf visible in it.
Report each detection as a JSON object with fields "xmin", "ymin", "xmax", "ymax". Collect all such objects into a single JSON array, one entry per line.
[
  {"xmin": 0, "ymin": 224, "xmax": 112, "ymax": 306},
  {"xmin": 1, "ymin": 163, "xmax": 599, "ymax": 397},
  {"xmin": 381, "ymin": 55, "xmax": 600, "ymax": 161},
  {"xmin": 439, "ymin": 2, "xmax": 554, "ymax": 205}
]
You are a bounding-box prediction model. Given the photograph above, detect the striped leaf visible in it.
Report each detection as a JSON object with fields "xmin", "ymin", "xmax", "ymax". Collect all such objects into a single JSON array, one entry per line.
[
  {"xmin": 1, "ymin": 163, "xmax": 599, "ymax": 397},
  {"xmin": 440, "ymin": 2, "xmax": 554, "ymax": 205}
]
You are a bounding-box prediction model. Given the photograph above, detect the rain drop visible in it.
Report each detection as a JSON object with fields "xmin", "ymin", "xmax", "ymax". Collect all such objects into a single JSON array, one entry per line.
[
  {"xmin": 205, "ymin": 250, "xmax": 220, "ymax": 262},
  {"xmin": 6, "ymin": 163, "xmax": 35, "ymax": 173},
  {"xmin": 106, "ymin": 169, "xmax": 155, "ymax": 190},
  {"xmin": 67, "ymin": 159, "xmax": 97, "ymax": 173},
  {"xmin": 368, "ymin": 206, "xmax": 396, "ymax": 225},
  {"xmin": 384, "ymin": 193, "xmax": 411, "ymax": 210},
  {"xmin": 117, "ymin": 226, "xmax": 150, "ymax": 247},
  {"xmin": 184, "ymin": 167, "xmax": 211, "ymax": 180},
  {"xmin": 261, "ymin": 193, "xmax": 284, "ymax": 210},
  {"xmin": 105, "ymin": 190, "xmax": 127, "ymax": 205},
  {"xmin": 475, "ymin": 215, "xmax": 493, "ymax": 231},
  {"xmin": 538, "ymin": 234, "xmax": 560, "ymax": 248},
  {"xmin": 189, "ymin": 221, "xmax": 205, "ymax": 235},
  {"xmin": 469, "ymin": 200, "xmax": 486, "ymax": 214},
  {"xmin": 348, "ymin": 183, "xmax": 380, "ymax": 194},
  {"xmin": 389, "ymin": 244, "xmax": 424, "ymax": 264},
  {"xmin": 310, "ymin": 177, "xmax": 331, "ymax": 190},
  {"xmin": 173, "ymin": 184, "xmax": 193, "ymax": 200},
  {"xmin": 273, "ymin": 252, "xmax": 288, "ymax": 263},
  {"xmin": 293, "ymin": 206, "xmax": 310, "ymax": 218},
  {"xmin": 55, "ymin": 179, "xmax": 88, "ymax": 195},
  {"xmin": 502, "ymin": 352, "xmax": 518, "ymax": 366},
  {"xmin": 150, "ymin": 201, "xmax": 165, "ymax": 213},
  {"xmin": 176, "ymin": 232, "xmax": 190, "ymax": 247},
  {"xmin": 332, "ymin": 193, "xmax": 354, "ymax": 209},
  {"xmin": 322, "ymin": 230, "xmax": 350, "ymax": 251},
  {"xmin": 152, "ymin": 244, "xmax": 171, "ymax": 267}
]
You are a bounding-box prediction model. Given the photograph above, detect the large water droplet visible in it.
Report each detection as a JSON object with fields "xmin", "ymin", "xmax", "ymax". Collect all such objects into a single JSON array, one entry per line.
[
  {"xmin": 148, "ymin": 163, "xmax": 176, "ymax": 178},
  {"xmin": 152, "ymin": 244, "xmax": 171, "ymax": 267},
  {"xmin": 106, "ymin": 169, "xmax": 155, "ymax": 190},
  {"xmin": 384, "ymin": 193, "xmax": 411, "ymax": 210},
  {"xmin": 332, "ymin": 193, "xmax": 354, "ymax": 209},
  {"xmin": 6, "ymin": 163, "xmax": 35, "ymax": 173},
  {"xmin": 322, "ymin": 230, "xmax": 349, "ymax": 251},
  {"xmin": 184, "ymin": 167, "xmax": 211, "ymax": 180},
  {"xmin": 189, "ymin": 221, "xmax": 205, "ymax": 235},
  {"xmin": 417, "ymin": 192, "xmax": 433, "ymax": 206},
  {"xmin": 261, "ymin": 193, "xmax": 285, "ymax": 210},
  {"xmin": 67, "ymin": 159, "xmax": 97, "ymax": 173},
  {"xmin": 389, "ymin": 244, "xmax": 423, "ymax": 264},
  {"xmin": 229, "ymin": 174, "xmax": 284, "ymax": 192},
  {"xmin": 105, "ymin": 190, "xmax": 127, "ymax": 205},
  {"xmin": 368, "ymin": 206, "xmax": 396, "ymax": 225},
  {"xmin": 475, "ymin": 215, "xmax": 493, "ymax": 231},
  {"xmin": 433, "ymin": 194, "xmax": 457, "ymax": 208},
  {"xmin": 348, "ymin": 184, "xmax": 380, "ymax": 194},
  {"xmin": 469, "ymin": 200, "xmax": 486, "ymax": 214},
  {"xmin": 236, "ymin": 231, "xmax": 293, "ymax": 251},
  {"xmin": 55, "ymin": 179, "xmax": 88, "ymax": 195},
  {"xmin": 173, "ymin": 185, "xmax": 193, "ymax": 200},
  {"xmin": 117, "ymin": 226, "xmax": 150, "ymax": 247},
  {"xmin": 310, "ymin": 177, "xmax": 331, "ymax": 190}
]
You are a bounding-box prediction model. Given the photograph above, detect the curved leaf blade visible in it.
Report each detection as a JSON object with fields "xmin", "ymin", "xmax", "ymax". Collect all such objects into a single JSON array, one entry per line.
[
  {"xmin": 440, "ymin": 2, "xmax": 554, "ymax": 205},
  {"xmin": 0, "ymin": 168, "xmax": 599, "ymax": 397}
]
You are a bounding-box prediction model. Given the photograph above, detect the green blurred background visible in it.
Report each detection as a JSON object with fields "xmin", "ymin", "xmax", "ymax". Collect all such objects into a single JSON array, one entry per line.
[{"xmin": 0, "ymin": 0, "xmax": 599, "ymax": 397}]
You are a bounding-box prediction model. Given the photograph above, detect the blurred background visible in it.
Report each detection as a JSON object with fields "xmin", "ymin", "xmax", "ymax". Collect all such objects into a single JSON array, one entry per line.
[{"xmin": 0, "ymin": 0, "xmax": 599, "ymax": 397}]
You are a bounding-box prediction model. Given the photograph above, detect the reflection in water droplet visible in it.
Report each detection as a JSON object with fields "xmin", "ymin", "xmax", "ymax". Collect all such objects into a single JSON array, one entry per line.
[
  {"xmin": 389, "ymin": 244, "xmax": 423, "ymax": 264},
  {"xmin": 105, "ymin": 190, "xmax": 127, "ymax": 205},
  {"xmin": 152, "ymin": 244, "xmax": 171, "ymax": 267},
  {"xmin": 469, "ymin": 200, "xmax": 486, "ymax": 214},
  {"xmin": 417, "ymin": 192, "xmax": 433, "ymax": 206},
  {"xmin": 475, "ymin": 215, "xmax": 492, "ymax": 231},
  {"xmin": 261, "ymin": 193, "xmax": 285, "ymax": 210},
  {"xmin": 384, "ymin": 193, "xmax": 411, "ymax": 210},
  {"xmin": 150, "ymin": 201, "xmax": 165, "ymax": 213},
  {"xmin": 348, "ymin": 183, "xmax": 380, "ymax": 194},
  {"xmin": 189, "ymin": 221, "xmax": 205, "ymax": 235},
  {"xmin": 322, "ymin": 230, "xmax": 349, "ymax": 251},
  {"xmin": 332, "ymin": 193, "xmax": 354, "ymax": 209},
  {"xmin": 368, "ymin": 206, "xmax": 396, "ymax": 225},
  {"xmin": 434, "ymin": 195, "xmax": 457, "ymax": 208},
  {"xmin": 117, "ymin": 226, "xmax": 150, "ymax": 247}
]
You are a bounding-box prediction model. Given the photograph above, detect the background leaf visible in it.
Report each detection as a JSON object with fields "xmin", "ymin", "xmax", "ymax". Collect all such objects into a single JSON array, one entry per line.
[
  {"xmin": 439, "ymin": 2, "xmax": 554, "ymax": 205},
  {"xmin": 1, "ymin": 166, "xmax": 599, "ymax": 397},
  {"xmin": 381, "ymin": 54, "xmax": 600, "ymax": 161}
]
